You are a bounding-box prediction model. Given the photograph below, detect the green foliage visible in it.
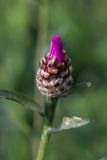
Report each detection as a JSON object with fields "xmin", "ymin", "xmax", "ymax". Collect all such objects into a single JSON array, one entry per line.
[
  {"xmin": 49, "ymin": 116, "xmax": 90, "ymax": 134},
  {"xmin": 0, "ymin": 0, "xmax": 107, "ymax": 160},
  {"xmin": 0, "ymin": 90, "xmax": 43, "ymax": 115}
]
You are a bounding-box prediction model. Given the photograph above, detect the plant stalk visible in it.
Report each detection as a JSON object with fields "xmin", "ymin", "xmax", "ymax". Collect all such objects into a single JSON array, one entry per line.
[
  {"xmin": 36, "ymin": 97, "xmax": 57, "ymax": 160},
  {"xmin": 36, "ymin": 120, "xmax": 50, "ymax": 160}
]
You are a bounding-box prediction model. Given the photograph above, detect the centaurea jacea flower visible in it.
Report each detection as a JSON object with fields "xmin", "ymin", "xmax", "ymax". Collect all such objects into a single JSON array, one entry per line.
[{"xmin": 36, "ymin": 35, "xmax": 73, "ymax": 97}]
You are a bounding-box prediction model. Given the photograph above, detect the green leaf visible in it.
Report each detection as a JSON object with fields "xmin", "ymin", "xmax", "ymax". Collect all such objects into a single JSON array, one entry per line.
[
  {"xmin": 0, "ymin": 90, "xmax": 43, "ymax": 116},
  {"xmin": 48, "ymin": 116, "xmax": 90, "ymax": 134},
  {"xmin": 60, "ymin": 81, "xmax": 91, "ymax": 98},
  {"xmin": 71, "ymin": 81, "xmax": 91, "ymax": 94},
  {"xmin": 99, "ymin": 157, "xmax": 107, "ymax": 160},
  {"xmin": 65, "ymin": 81, "xmax": 91, "ymax": 97}
]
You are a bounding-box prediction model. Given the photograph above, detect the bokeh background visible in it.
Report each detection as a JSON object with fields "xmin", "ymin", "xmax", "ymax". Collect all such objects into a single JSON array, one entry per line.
[{"xmin": 0, "ymin": 0, "xmax": 107, "ymax": 160}]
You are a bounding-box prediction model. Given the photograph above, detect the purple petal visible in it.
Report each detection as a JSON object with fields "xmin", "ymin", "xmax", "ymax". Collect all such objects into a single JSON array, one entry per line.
[{"xmin": 47, "ymin": 34, "xmax": 64, "ymax": 63}]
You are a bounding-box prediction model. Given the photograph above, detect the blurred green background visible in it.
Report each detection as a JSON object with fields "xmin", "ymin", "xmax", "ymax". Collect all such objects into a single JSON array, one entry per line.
[{"xmin": 0, "ymin": 0, "xmax": 107, "ymax": 160}]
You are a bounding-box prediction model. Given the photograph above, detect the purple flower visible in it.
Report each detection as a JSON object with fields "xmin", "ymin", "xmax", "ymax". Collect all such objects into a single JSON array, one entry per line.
[
  {"xmin": 36, "ymin": 34, "xmax": 73, "ymax": 97},
  {"xmin": 47, "ymin": 35, "xmax": 64, "ymax": 63}
]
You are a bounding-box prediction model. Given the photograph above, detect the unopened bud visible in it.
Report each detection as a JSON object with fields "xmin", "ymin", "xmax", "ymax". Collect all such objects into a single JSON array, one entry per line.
[{"xmin": 36, "ymin": 35, "xmax": 73, "ymax": 97}]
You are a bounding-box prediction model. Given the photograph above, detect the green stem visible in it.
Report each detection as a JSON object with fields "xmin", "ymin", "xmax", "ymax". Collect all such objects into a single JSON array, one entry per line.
[
  {"xmin": 36, "ymin": 121, "xmax": 50, "ymax": 160},
  {"xmin": 36, "ymin": 97, "xmax": 57, "ymax": 160}
]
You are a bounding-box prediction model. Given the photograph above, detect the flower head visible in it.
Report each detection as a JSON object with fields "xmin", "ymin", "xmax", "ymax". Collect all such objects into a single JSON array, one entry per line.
[{"xmin": 36, "ymin": 34, "xmax": 73, "ymax": 97}]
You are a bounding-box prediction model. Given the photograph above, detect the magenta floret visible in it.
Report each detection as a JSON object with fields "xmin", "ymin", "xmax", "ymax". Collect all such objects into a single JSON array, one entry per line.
[{"xmin": 47, "ymin": 35, "xmax": 64, "ymax": 63}]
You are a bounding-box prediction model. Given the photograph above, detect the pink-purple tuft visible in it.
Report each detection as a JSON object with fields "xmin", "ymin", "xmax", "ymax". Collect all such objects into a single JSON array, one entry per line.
[{"xmin": 47, "ymin": 35, "xmax": 64, "ymax": 63}]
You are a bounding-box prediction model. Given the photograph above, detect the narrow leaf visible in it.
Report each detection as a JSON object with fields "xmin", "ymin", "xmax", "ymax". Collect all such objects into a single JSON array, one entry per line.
[
  {"xmin": 0, "ymin": 90, "xmax": 43, "ymax": 116},
  {"xmin": 99, "ymin": 156, "xmax": 107, "ymax": 160},
  {"xmin": 49, "ymin": 116, "xmax": 90, "ymax": 134},
  {"xmin": 67, "ymin": 81, "xmax": 91, "ymax": 96}
]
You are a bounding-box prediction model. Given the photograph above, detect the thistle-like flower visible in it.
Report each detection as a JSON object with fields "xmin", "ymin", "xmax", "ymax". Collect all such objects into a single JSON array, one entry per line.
[{"xmin": 36, "ymin": 35, "xmax": 73, "ymax": 97}]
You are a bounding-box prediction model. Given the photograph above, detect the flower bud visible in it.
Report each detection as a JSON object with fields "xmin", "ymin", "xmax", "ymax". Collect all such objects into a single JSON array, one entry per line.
[{"xmin": 36, "ymin": 35, "xmax": 73, "ymax": 97}]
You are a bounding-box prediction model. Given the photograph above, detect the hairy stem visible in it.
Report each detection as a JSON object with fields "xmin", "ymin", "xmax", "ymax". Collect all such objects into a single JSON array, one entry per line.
[{"xmin": 36, "ymin": 97, "xmax": 57, "ymax": 160}]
